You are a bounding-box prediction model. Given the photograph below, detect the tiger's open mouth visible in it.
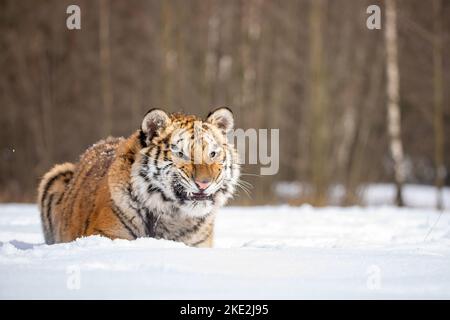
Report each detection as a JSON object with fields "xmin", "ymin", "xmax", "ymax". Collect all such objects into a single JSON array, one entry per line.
[
  {"xmin": 172, "ymin": 183, "xmax": 214, "ymax": 201},
  {"xmin": 190, "ymin": 192, "xmax": 213, "ymax": 201}
]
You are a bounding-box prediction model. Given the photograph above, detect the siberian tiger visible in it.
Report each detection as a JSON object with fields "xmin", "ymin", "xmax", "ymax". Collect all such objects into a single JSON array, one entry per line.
[{"xmin": 37, "ymin": 108, "xmax": 240, "ymax": 247}]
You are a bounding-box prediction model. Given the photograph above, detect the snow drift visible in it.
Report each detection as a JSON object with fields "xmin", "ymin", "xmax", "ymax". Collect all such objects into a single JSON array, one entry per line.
[{"xmin": 1, "ymin": 185, "xmax": 449, "ymax": 299}]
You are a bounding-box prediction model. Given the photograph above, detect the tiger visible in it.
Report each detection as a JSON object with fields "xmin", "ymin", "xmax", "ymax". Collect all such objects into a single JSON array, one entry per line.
[{"xmin": 37, "ymin": 107, "xmax": 240, "ymax": 247}]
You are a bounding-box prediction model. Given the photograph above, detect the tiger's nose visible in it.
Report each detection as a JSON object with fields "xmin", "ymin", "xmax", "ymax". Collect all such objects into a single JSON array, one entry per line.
[{"xmin": 195, "ymin": 179, "xmax": 211, "ymax": 190}]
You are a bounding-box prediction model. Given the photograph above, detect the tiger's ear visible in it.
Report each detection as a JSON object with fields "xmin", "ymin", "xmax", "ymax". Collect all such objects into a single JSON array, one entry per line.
[
  {"xmin": 141, "ymin": 109, "xmax": 171, "ymax": 145},
  {"xmin": 206, "ymin": 107, "xmax": 234, "ymax": 132}
]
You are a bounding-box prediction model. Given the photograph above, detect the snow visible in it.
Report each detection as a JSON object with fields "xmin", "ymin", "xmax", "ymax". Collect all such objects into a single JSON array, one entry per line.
[
  {"xmin": 1, "ymin": 185, "xmax": 450, "ymax": 299},
  {"xmin": 274, "ymin": 182, "xmax": 450, "ymax": 208},
  {"xmin": 362, "ymin": 183, "xmax": 450, "ymax": 208}
]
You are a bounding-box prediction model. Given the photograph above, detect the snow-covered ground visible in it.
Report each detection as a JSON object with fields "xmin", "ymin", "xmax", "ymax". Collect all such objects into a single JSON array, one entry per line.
[
  {"xmin": 1, "ymin": 185, "xmax": 450, "ymax": 299},
  {"xmin": 275, "ymin": 182, "xmax": 450, "ymax": 208}
]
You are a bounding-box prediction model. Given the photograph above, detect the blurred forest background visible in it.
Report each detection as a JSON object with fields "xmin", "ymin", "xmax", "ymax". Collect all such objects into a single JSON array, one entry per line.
[{"xmin": 0, "ymin": 0, "xmax": 449, "ymax": 207}]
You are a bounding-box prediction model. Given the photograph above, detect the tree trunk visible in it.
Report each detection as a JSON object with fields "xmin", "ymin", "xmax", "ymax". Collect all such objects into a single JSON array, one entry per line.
[
  {"xmin": 432, "ymin": 0, "xmax": 445, "ymax": 210},
  {"xmin": 384, "ymin": 0, "xmax": 405, "ymax": 206},
  {"xmin": 99, "ymin": 0, "xmax": 113, "ymax": 136},
  {"xmin": 309, "ymin": 0, "xmax": 328, "ymax": 206}
]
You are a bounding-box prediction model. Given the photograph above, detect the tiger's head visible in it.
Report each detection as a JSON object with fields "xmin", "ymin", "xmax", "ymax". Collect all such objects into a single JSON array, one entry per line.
[{"xmin": 131, "ymin": 108, "xmax": 240, "ymax": 217}]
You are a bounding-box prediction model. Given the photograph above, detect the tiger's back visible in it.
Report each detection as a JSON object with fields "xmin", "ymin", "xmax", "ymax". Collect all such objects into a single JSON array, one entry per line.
[{"xmin": 38, "ymin": 137, "xmax": 126, "ymax": 244}]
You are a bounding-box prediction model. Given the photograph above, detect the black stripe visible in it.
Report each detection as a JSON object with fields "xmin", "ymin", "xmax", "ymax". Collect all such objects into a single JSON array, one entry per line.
[
  {"xmin": 126, "ymin": 185, "xmax": 148, "ymax": 223},
  {"xmin": 45, "ymin": 194, "xmax": 55, "ymax": 244},
  {"xmin": 177, "ymin": 215, "xmax": 209, "ymax": 239},
  {"xmin": 154, "ymin": 147, "xmax": 161, "ymax": 176},
  {"xmin": 40, "ymin": 170, "xmax": 73, "ymax": 209},
  {"xmin": 154, "ymin": 147, "xmax": 161, "ymax": 164},
  {"xmin": 138, "ymin": 129, "xmax": 147, "ymax": 148},
  {"xmin": 111, "ymin": 203, "xmax": 138, "ymax": 239},
  {"xmin": 161, "ymin": 163, "xmax": 171, "ymax": 171},
  {"xmin": 142, "ymin": 155, "xmax": 149, "ymax": 167},
  {"xmin": 172, "ymin": 183, "xmax": 186, "ymax": 203},
  {"xmin": 212, "ymin": 171, "xmax": 222, "ymax": 185},
  {"xmin": 65, "ymin": 167, "xmax": 95, "ymax": 232},
  {"xmin": 143, "ymin": 180, "xmax": 173, "ymax": 202},
  {"xmin": 139, "ymin": 170, "xmax": 149, "ymax": 181},
  {"xmin": 139, "ymin": 160, "xmax": 174, "ymax": 202},
  {"xmin": 125, "ymin": 185, "xmax": 150, "ymax": 233},
  {"xmin": 163, "ymin": 149, "xmax": 169, "ymax": 161},
  {"xmin": 157, "ymin": 220, "xmax": 170, "ymax": 235},
  {"xmin": 127, "ymin": 185, "xmax": 142, "ymax": 211},
  {"xmin": 220, "ymin": 185, "xmax": 229, "ymax": 194},
  {"xmin": 55, "ymin": 191, "xmax": 65, "ymax": 205},
  {"xmin": 142, "ymin": 207, "xmax": 157, "ymax": 237},
  {"xmin": 191, "ymin": 230, "xmax": 212, "ymax": 247},
  {"xmin": 83, "ymin": 211, "xmax": 92, "ymax": 234}
]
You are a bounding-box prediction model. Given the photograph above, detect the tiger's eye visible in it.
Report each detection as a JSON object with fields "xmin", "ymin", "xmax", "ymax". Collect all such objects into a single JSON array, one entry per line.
[
  {"xmin": 210, "ymin": 151, "xmax": 216, "ymax": 158},
  {"xmin": 177, "ymin": 151, "xmax": 184, "ymax": 158}
]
